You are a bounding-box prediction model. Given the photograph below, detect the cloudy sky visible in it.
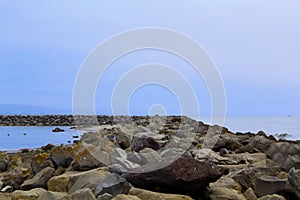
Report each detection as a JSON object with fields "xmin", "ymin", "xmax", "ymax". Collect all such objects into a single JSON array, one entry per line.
[{"xmin": 0, "ymin": 1, "xmax": 299, "ymax": 117}]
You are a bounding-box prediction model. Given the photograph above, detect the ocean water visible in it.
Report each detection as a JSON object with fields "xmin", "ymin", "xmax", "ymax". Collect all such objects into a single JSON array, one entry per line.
[
  {"xmin": 200, "ymin": 116, "xmax": 300, "ymax": 140},
  {"xmin": 0, "ymin": 126, "xmax": 84, "ymax": 151},
  {"xmin": 0, "ymin": 116, "xmax": 299, "ymax": 151}
]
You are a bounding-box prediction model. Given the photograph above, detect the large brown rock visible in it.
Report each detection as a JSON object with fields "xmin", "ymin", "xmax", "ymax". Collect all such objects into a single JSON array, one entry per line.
[
  {"xmin": 129, "ymin": 187, "xmax": 193, "ymax": 200},
  {"xmin": 12, "ymin": 188, "xmax": 67, "ymax": 200},
  {"xmin": 206, "ymin": 186, "xmax": 246, "ymax": 200},
  {"xmin": 124, "ymin": 157, "xmax": 222, "ymax": 198},
  {"xmin": 47, "ymin": 168, "xmax": 110, "ymax": 193},
  {"xmin": 31, "ymin": 153, "xmax": 54, "ymax": 174},
  {"xmin": 71, "ymin": 145, "xmax": 110, "ymax": 171},
  {"xmin": 20, "ymin": 167, "xmax": 55, "ymax": 190}
]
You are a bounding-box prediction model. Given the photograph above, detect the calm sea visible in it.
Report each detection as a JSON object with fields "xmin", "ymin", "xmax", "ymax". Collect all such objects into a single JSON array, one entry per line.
[
  {"xmin": 0, "ymin": 126, "xmax": 84, "ymax": 151},
  {"xmin": 0, "ymin": 116, "xmax": 299, "ymax": 151},
  {"xmin": 200, "ymin": 116, "xmax": 300, "ymax": 140}
]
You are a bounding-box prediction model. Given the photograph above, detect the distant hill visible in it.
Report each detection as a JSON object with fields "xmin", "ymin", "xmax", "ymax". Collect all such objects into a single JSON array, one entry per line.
[{"xmin": 0, "ymin": 104, "xmax": 71, "ymax": 115}]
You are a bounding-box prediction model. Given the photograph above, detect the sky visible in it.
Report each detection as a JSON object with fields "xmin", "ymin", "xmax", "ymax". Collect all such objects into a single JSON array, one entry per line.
[{"xmin": 0, "ymin": 1, "xmax": 300, "ymax": 117}]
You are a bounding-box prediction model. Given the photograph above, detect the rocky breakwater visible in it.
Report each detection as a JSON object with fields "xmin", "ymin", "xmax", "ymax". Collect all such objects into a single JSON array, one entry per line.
[{"xmin": 0, "ymin": 115, "xmax": 300, "ymax": 199}]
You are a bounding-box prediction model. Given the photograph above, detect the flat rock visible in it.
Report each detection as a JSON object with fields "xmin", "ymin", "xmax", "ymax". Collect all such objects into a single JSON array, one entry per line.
[
  {"xmin": 124, "ymin": 156, "xmax": 222, "ymax": 198},
  {"xmin": 12, "ymin": 188, "xmax": 67, "ymax": 200},
  {"xmin": 253, "ymin": 175, "xmax": 291, "ymax": 197}
]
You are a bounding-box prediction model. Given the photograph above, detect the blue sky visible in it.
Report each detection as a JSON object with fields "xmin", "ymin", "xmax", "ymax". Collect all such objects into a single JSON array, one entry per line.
[{"xmin": 0, "ymin": 1, "xmax": 300, "ymax": 116}]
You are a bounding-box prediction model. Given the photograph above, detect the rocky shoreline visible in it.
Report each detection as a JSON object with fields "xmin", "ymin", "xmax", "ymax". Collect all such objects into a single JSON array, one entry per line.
[
  {"xmin": 0, "ymin": 115, "xmax": 152, "ymax": 126},
  {"xmin": 0, "ymin": 115, "xmax": 300, "ymax": 200}
]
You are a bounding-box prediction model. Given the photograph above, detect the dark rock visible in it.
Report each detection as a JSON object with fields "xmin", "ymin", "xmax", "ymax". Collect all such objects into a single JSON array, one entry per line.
[
  {"xmin": 116, "ymin": 130, "xmax": 131, "ymax": 150},
  {"xmin": 41, "ymin": 143, "xmax": 56, "ymax": 152},
  {"xmin": 219, "ymin": 148, "xmax": 232, "ymax": 156},
  {"xmin": 52, "ymin": 127, "xmax": 65, "ymax": 132},
  {"xmin": 124, "ymin": 157, "xmax": 222, "ymax": 198},
  {"xmin": 20, "ymin": 167, "xmax": 55, "ymax": 190},
  {"xmin": 131, "ymin": 136, "xmax": 161, "ymax": 152},
  {"xmin": 0, "ymin": 153, "xmax": 8, "ymax": 172},
  {"xmin": 50, "ymin": 146, "xmax": 73, "ymax": 168},
  {"xmin": 94, "ymin": 173, "xmax": 131, "ymax": 197}
]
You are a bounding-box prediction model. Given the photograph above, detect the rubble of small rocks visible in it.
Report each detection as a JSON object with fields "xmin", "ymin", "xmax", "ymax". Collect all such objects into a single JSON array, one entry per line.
[{"xmin": 0, "ymin": 115, "xmax": 300, "ymax": 199}]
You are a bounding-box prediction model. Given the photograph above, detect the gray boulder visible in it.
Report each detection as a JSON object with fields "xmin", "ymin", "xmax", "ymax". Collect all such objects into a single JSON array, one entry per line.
[
  {"xmin": 94, "ymin": 173, "xmax": 130, "ymax": 197},
  {"xmin": 288, "ymin": 167, "xmax": 300, "ymax": 199}
]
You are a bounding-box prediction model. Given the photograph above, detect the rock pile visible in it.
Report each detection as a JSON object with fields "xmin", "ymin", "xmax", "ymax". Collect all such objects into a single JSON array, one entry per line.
[{"xmin": 0, "ymin": 115, "xmax": 300, "ymax": 199}]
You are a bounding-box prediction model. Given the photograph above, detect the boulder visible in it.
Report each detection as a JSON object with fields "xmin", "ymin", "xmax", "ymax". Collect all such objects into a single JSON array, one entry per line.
[
  {"xmin": 253, "ymin": 175, "xmax": 291, "ymax": 197},
  {"xmin": 0, "ymin": 180, "xmax": 3, "ymax": 190},
  {"xmin": 52, "ymin": 127, "xmax": 65, "ymax": 132},
  {"xmin": 191, "ymin": 148, "xmax": 238, "ymax": 165},
  {"xmin": 243, "ymin": 188, "xmax": 257, "ymax": 200},
  {"xmin": 111, "ymin": 194, "xmax": 141, "ymax": 200},
  {"xmin": 128, "ymin": 187, "xmax": 193, "ymax": 200},
  {"xmin": 124, "ymin": 157, "xmax": 222, "ymax": 198},
  {"xmin": 138, "ymin": 148, "xmax": 161, "ymax": 165},
  {"xmin": 288, "ymin": 167, "xmax": 300, "ymax": 199},
  {"xmin": 94, "ymin": 173, "xmax": 131, "ymax": 197},
  {"xmin": 71, "ymin": 145, "xmax": 110, "ymax": 171},
  {"xmin": 68, "ymin": 168, "xmax": 110, "ymax": 194},
  {"xmin": 50, "ymin": 146, "xmax": 74, "ymax": 168},
  {"xmin": 115, "ymin": 129, "xmax": 131, "ymax": 149},
  {"xmin": 257, "ymin": 194, "xmax": 286, "ymax": 200},
  {"xmin": 31, "ymin": 153, "xmax": 54, "ymax": 174},
  {"xmin": 0, "ymin": 152, "xmax": 8, "ymax": 172},
  {"xmin": 209, "ymin": 176, "xmax": 242, "ymax": 192},
  {"xmin": 206, "ymin": 186, "xmax": 246, "ymax": 200},
  {"xmin": 48, "ymin": 168, "xmax": 110, "ymax": 193},
  {"xmin": 131, "ymin": 136, "xmax": 160, "ymax": 152},
  {"xmin": 267, "ymin": 142, "xmax": 300, "ymax": 171},
  {"xmin": 48, "ymin": 171, "xmax": 78, "ymax": 192},
  {"xmin": 61, "ymin": 188, "xmax": 96, "ymax": 200},
  {"xmin": 0, "ymin": 193, "xmax": 12, "ymax": 200},
  {"xmin": 12, "ymin": 188, "xmax": 67, "ymax": 200},
  {"xmin": 96, "ymin": 193, "xmax": 114, "ymax": 200},
  {"xmin": 12, "ymin": 188, "xmax": 47, "ymax": 200},
  {"xmin": 20, "ymin": 167, "xmax": 55, "ymax": 190},
  {"xmin": 159, "ymin": 148, "xmax": 184, "ymax": 159}
]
